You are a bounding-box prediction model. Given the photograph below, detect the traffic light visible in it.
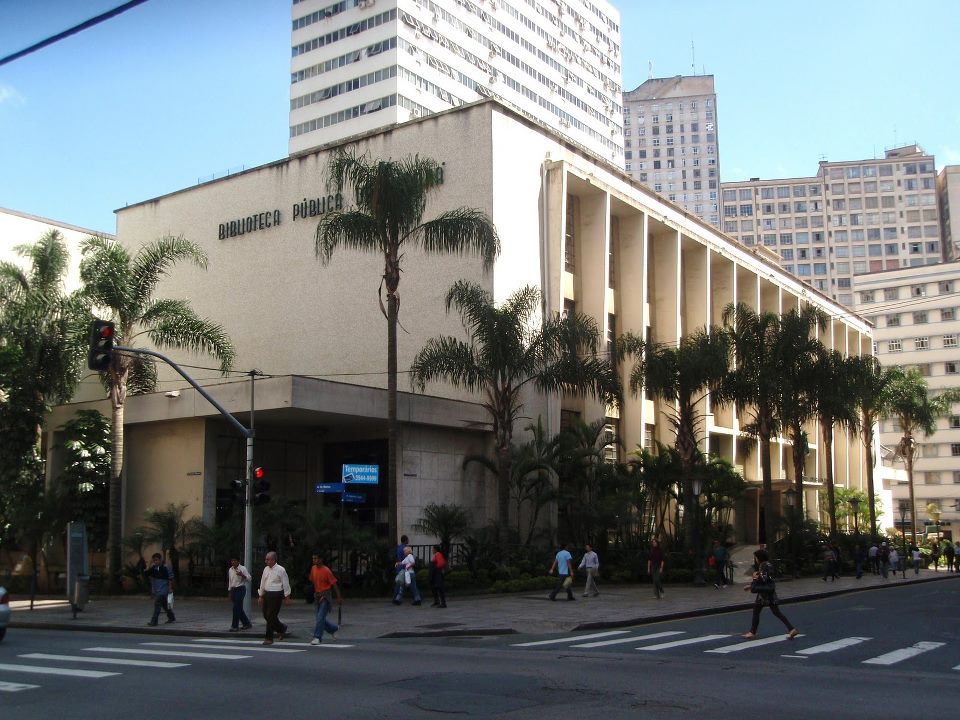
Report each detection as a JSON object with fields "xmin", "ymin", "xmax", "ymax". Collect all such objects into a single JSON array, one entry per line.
[
  {"xmin": 253, "ymin": 466, "xmax": 270, "ymax": 505},
  {"xmin": 87, "ymin": 319, "xmax": 115, "ymax": 372},
  {"xmin": 231, "ymin": 478, "xmax": 245, "ymax": 504}
]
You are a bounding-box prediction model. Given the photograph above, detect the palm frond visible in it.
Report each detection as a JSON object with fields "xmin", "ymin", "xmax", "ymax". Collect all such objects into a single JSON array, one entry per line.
[
  {"xmin": 315, "ymin": 211, "xmax": 384, "ymax": 265},
  {"xmin": 416, "ymin": 208, "xmax": 500, "ymax": 271},
  {"xmin": 131, "ymin": 235, "xmax": 207, "ymax": 307},
  {"xmin": 146, "ymin": 310, "xmax": 236, "ymax": 373},
  {"xmin": 410, "ymin": 336, "xmax": 484, "ymax": 392}
]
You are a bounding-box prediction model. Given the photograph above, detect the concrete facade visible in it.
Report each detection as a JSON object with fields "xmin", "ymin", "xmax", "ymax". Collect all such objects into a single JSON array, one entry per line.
[
  {"xmin": 722, "ymin": 145, "xmax": 943, "ymax": 310},
  {"xmin": 938, "ymin": 165, "xmax": 960, "ymax": 260},
  {"xmin": 853, "ymin": 262, "xmax": 960, "ymax": 538},
  {"xmin": 53, "ymin": 101, "xmax": 873, "ymax": 547},
  {"xmin": 288, "ymin": 0, "xmax": 625, "ymax": 165},
  {"xmin": 622, "ymin": 75, "xmax": 720, "ymax": 228}
]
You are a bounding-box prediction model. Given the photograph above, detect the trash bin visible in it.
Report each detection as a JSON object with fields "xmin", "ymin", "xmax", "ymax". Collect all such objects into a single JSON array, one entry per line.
[{"xmin": 72, "ymin": 574, "xmax": 90, "ymax": 612}]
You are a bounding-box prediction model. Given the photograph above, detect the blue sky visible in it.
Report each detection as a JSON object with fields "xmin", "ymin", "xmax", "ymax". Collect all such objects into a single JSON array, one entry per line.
[{"xmin": 1, "ymin": 0, "xmax": 958, "ymax": 234}]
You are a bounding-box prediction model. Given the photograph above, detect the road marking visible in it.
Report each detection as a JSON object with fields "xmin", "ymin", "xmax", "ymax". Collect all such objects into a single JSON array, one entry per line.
[
  {"xmin": 192, "ymin": 638, "xmax": 273, "ymax": 645},
  {"xmin": 637, "ymin": 634, "xmax": 729, "ymax": 651},
  {"xmin": 20, "ymin": 653, "xmax": 188, "ymax": 669},
  {"xmin": 511, "ymin": 630, "xmax": 630, "ymax": 647},
  {"xmin": 862, "ymin": 642, "xmax": 945, "ymax": 666},
  {"xmin": 142, "ymin": 642, "xmax": 305, "ymax": 654},
  {"xmin": 796, "ymin": 637, "xmax": 871, "ymax": 655},
  {"xmin": 0, "ymin": 662, "xmax": 118, "ymax": 678},
  {"xmin": 0, "ymin": 680, "xmax": 41, "ymax": 692},
  {"xmin": 8, "ymin": 599, "xmax": 70, "ymax": 610},
  {"xmin": 706, "ymin": 634, "xmax": 806, "ymax": 654},
  {"xmin": 572, "ymin": 631, "xmax": 685, "ymax": 648},
  {"xmin": 781, "ymin": 655, "xmax": 808, "ymax": 659},
  {"xmin": 83, "ymin": 647, "xmax": 249, "ymax": 660}
]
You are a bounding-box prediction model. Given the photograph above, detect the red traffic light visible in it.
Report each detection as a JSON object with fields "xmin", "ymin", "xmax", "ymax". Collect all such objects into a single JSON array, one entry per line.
[
  {"xmin": 254, "ymin": 467, "xmax": 265, "ymax": 480},
  {"xmin": 98, "ymin": 324, "xmax": 114, "ymax": 339}
]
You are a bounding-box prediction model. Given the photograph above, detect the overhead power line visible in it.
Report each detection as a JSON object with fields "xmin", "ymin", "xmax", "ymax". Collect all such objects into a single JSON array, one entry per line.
[{"xmin": 0, "ymin": 0, "xmax": 149, "ymax": 68}]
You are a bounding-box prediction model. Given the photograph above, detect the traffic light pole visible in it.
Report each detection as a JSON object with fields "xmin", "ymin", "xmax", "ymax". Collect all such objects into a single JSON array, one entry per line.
[{"xmin": 113, "ymin": 345, "xmax": 256, "ymax": 612}]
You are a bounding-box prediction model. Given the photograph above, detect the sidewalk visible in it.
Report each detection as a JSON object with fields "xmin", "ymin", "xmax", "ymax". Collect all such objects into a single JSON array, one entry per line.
[{"xmin": 9, "ymin": 569, "xmax": 958, "ymax": 641}]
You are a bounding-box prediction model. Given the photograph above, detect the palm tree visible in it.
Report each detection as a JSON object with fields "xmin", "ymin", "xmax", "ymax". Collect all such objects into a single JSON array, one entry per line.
[
  {"xmin": 315, "ymin": 150, "xmax": 500, "ymax": 543},
  {"xmin": 412, "ymin": 502, "xmax": 471, "ymax": 559},
  {"xmin": 410, "ymin": 280, "xmax": 621, "ymax": 526},
  {"xmin": 772, "ymin": 307, "xmax": 827, "ymax": 522},
  {"xmin": 631, "ymin": 442, "xmax": 682, "ymax": 544},
  {"xmin": 721, "ymin": 302, "xmax": 803, "ymax": 545},
  {"xmin": 883, "ymin": 367, "xmax": 959, "ymax": 543},
  {"xmin": 848, "ymin": 355, "xmax": 895, "ymax": 540},
  {"xmin": 80, "ymin": 235, "xmax": 236, "ymax": 592},
  {"xmin": 617, "ymin": 328, "xmax": 731, "ymax": 552},
  {"xmin": 0, "ymin": 230, "xmax": 87, "ymax": 546},
  {"xmin": 810, "ymin": 348, "xmax": 860, "ymax": 540}
]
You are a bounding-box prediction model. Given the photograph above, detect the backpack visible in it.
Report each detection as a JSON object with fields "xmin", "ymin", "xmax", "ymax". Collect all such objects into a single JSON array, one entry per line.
[{"xmin": 751, "ymin": 562, "xmax": 775, "ymax": 593}]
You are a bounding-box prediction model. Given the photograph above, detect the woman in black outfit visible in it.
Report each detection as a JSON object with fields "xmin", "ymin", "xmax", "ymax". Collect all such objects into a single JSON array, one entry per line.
[{"xmin": 742, "ymin": 549, "xmax": 798, "ymax": 640}]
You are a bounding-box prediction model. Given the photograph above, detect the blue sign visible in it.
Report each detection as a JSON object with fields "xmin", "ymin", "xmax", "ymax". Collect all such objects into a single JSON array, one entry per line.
[
  {"xmin": 315, "ymin": 482, "xmax": 345, "ymax": 494},
  {"xmin": 342, "ymin": 464, "xmax": 379, "ymax": 484},
  {"xmin": 342, "ymin": 492, "xmax": 366, "ymax": 504}
]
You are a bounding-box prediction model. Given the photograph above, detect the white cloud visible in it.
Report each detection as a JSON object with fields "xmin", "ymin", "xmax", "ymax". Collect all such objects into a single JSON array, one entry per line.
[{"xmin": 0, "ymin": 84, "xmax": 25, "ymax": 107}]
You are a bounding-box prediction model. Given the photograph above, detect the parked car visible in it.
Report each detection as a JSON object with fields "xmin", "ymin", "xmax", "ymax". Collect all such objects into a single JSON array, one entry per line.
[{"xmin": 0, "ymin": 585, "xmax": 10, "ymax": 641}]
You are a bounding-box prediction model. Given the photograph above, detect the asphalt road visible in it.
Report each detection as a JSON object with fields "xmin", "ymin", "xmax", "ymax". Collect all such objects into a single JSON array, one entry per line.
[{"xmin": 1, "ymin": 582, "xmax": 957, "ymax": 719}]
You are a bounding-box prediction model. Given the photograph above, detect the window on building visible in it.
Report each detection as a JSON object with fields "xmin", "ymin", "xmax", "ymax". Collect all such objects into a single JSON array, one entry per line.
[
  {"xmin": 940, "ymin": 280, "xmax": 954, "ymax": 294},
  {"xmin": 914, "ymin": 337, "xmax": 929, "ymax": 351},
  {"xmin": 913, "ymin": 311, "xmax": 928, "ymax": 324},
  {"xmin": 946, "ymin": 361, "xmax": 959, "ymax": 374},
  {"xmin": 942, "ymin": 308, "xmax": 956, "ymax": 321},
  {"xmin": 952, "ymin": 443, "xmax": 960, "ymax": 457},
  {"xmin": 564, "ymin": 195, "xmax": 577, "ymax": 273},
  {"xmin": 951, "ymin": 415, "xmax": 960, "ymax": 429},
  {"xmin": 860, "ymin": 291, "xmax": 875, "ymax": 303},
  {"xmin": 886, "ymin": 314, "xmax": 901, "ymax": 327},
  {"xmin": 888, "ymin": 339, "xmax": 902, "ymax": 352},
  {"xmin": 911, "ymin": 284, "xmax": 927, "ymax": 298}
]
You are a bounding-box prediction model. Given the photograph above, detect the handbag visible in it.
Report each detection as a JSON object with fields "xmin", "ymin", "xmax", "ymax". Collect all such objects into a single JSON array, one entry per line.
[
  {"xmin": 562, "ymin": 576, "xmax": 573, "ymax": 589},
  {"xmin": 394, "ymin": 570, "xmax": 405, "ymax": 587},
  {"xmin": 404, "ymin": 569, "xmax": 413, "ymax": 586},
  {"xmin": 749, "ymin": 578, "xmax": 775, "ymax": 593},
  {"xmin": 166, "ymin": 592, "xmax": 174, "ymax": 608}
]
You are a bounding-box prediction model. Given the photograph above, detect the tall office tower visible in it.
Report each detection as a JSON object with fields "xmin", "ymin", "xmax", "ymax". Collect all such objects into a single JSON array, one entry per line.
[
  {"xmin": 938, "ymin": 165, "xmax": 960, "ymax": 260},
  {"xmin": 721, "ymin": 145, "xmax": 942, "ymax": 309},
  {"xmin": 622, "ymin": 75, "xmax": 721, "ymax": 227},
  {"xmin": 289, "ymin": 0, "xmax": 625, "ymax": 163},
  {"xmin": 853, "ymin": 262, "xmax": 960, "ymax": 539}
]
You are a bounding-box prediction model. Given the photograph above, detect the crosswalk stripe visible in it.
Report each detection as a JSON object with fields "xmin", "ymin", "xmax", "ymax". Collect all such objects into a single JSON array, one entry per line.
[
  {"xmin": 706, "ymin": 634, "xmax": 806, "ymax": 654},
  {"xmin": 192, "ymin": 638, "xmax": 272, "ymax": 645},
  {"xmin": 0, "ymin": 662, "xmax": 118, "ymax": 678},
  {"xmin": 20, "ymin": 653, "xmax": 188, "ymax": 669},
  {"xmin": 862, "ymin": 642, "xmax": 945, "ymax": 666},
  {"xmin": 511, "ymin": 630, "xmax": 630, "ymax": 647},
  {"xmin": 0, "ymin": 680, "xmax": 41, "ymax": 692},
  {"xmin": 142, "ymin": 642, "xmax": 304, "ymax": 654},
  {"xmin": 637, "ymin": 634, "xmax": 730, "ymax": 651},
  {"xmin": 572, "ymin": 631, "xmax": 685, "ymax": 648},
  {"xmin": 83, "ymin": 647, "xmax": 248, "ymax": 660},
  {"xmin": 796, "ymin": 637, "xmax": 871, "ymax": 655}
]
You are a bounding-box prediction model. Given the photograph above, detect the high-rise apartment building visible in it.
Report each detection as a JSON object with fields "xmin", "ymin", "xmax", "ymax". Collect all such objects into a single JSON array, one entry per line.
[
  {"xmin": 721, "ymin": 145, "xmax": 942, "ymax": 309},
  {"xmin": 622, "ymin": 75, "xmax": 721, "ymax": 227},
  {"xmin": 938, "ymin": 165, "xmax": 960, "ymax": 259},
  {"xmin": 289, "ymin": 0, "xmax": 625, "ymax": 164},
  {"xmin": 853, "ymin": 262, "xmax": 960, "ymax": 539}
]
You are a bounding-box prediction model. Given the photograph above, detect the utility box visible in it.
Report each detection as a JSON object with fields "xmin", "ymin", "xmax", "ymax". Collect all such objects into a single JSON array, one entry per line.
[
  {"xmin": 72, "ymin": 575, "xmax": 90, "ymax": 611},
  {"xmin": 66, "ymin": 522, "xmax": 89, "ymax": 619}
]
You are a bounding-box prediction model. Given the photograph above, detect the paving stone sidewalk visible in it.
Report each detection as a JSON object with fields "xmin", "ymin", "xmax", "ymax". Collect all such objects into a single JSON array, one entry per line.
[{"xmin": 10, "ymin": 568, "xmax": 957, "ymax": 641}]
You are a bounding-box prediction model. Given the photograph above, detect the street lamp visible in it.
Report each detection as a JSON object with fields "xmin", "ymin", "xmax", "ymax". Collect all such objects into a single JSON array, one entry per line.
[
  {"xmin": 898, "ymin": 499, "xmax": 909, "ymax": 579},
  {"xmin": 784, "ymin": 487, "xmax": 798, "ymax": 577},
  {"xmin": 691, "ymin": 474, "xmax": 705, "ymax": 586},
  {"xmin": 849, "ymin": 497, "xmax": 861, "ymax": 537}
]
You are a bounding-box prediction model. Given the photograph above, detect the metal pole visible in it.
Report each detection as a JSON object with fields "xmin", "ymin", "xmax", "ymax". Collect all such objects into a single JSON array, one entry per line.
[
  {"xmin": 243, "ymin": 370, "xmax": 256, "ymax": 617},
  {"xmin": 339, "ymin": 491, "xmax": 346, "ymax": 580}
]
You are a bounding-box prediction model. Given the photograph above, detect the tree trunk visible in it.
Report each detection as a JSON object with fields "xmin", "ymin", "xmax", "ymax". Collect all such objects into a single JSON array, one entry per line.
[
  {"xmin": 905, "ymin": 442, "xmax": 917, "ymax": 545},
  {"xmin": 106, "ymin": 400, "xmax": 124, "ymax": 594},
  {"xmin": 822, "ymin": 427, "xmax": 837, "ymax": 540},
  {"xmin": 759, "ymin": 423, "xmax": 775, "ymax": 546},
  {"xmin": 497, "ymin": 444, "xmax": 511, "ymax": 527},
  {"xmin": 386, "ymin": 262, "xmax": 399, "ymax": 546},
  {"xmin": 864, "ymin": 436, "xmax": 877, "ymax": 541},
  {"xmin": 790, "ymin": 423, "xmax": 806, "ymax": 520}
]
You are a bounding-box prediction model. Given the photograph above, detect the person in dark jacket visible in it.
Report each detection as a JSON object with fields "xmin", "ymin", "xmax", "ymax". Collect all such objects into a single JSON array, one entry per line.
[
  {"xmin": 742, "ymin": 549, "xmax": 797, "ymax": 640},
  {"xmin": 429, "ymin": 545, "xmax": 447, "ymax": 608},
  {"xmin": 144, "ymin": 552, "xmax": 175, "ymax": 626}
]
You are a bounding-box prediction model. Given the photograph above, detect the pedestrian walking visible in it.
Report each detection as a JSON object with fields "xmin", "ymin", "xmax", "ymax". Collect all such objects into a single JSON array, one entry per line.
[
  {"xmin": 879, "ymin": 542, "xmax": 890, "ymax": 579},
  {"xmin": 257, "ymin": 551, "xmax": 291, "ymax": 645},
  {"xmin": 308, "ymin": 553, "xmax": 341, "ymax": 645},
  {"xmin": 943, "ymin": 540, "xmax": 954, "ymax": 573},
  {"xmin": 868, "ymin": 542, "xmax": 880, "ymax": 575},
  {"xmin": 910, "ymin": 545, "xmax": 922, "ymax": 575},
  {"xmin": 852, "ymin": 543, "xmax": 865, "ymax": 579},
  {"xmin": 710, "ymin": 540, "xmax": 729, "ymax": 588},
  {"xmin": 821, "ymin": 544, "xmax": 837, "ymax": 581},
  {"xmin": 227, "ymin": 556, "xmax": 252, "ymax": 631},
  {"xmin": 392, "ymin": 545, "xmax": 422, "ymax": 605},
  {"xmin": 647, "ymin": 538, "xmax": 665, "ymax": 599},
  {"xmin": 953, "ymin": 541, "xmax": 960, "ymax": 572},
  {"xmin": 888, "ymin": 546, "xmax": 900, "ymax": 574},
  {"xmin": 144, "ymin": 552, "xmax": 175, "ymax": 626},
  {"xmin": 741, "ymin": 548, "xmax": 798, "ymax": 641},
  {"xmin": 429, "ymin": 545, "xmax": 447, "ymax": 608},
  {"xmin": 579, "ymin": 543, "xmax": 600, "ymax": 597},
  {"xmin": 548, "ymin": 543, "xmax": 575, "ymax": 601},
  {"xmin": 930, "ymin": 541, "xmax": 941, "ymax": 571}
]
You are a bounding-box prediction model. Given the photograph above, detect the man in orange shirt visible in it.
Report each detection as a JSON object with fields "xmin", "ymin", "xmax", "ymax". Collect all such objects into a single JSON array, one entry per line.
[{"xmin": 309, "ymin": 553, "xmax": 343, "ymax": 645}]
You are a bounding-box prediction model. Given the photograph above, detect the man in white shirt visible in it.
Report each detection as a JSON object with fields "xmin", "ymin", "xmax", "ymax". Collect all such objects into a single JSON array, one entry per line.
[
  {"xmin": 257, "ymin": 551, "xmax": 291, "ymax": 645},
  {"xmin": 228, "ymin": 556, "xmax": 253, "ymax": 631},
  {"xmin": 579, "ymin": 544, "xmax": 600, "ymax": 597}
]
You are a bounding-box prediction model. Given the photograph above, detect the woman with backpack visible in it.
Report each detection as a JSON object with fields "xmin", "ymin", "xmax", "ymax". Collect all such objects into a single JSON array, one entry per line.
[{"xmin": 741, "ymin": 548, "xmax": 798, "ymax": 640}]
